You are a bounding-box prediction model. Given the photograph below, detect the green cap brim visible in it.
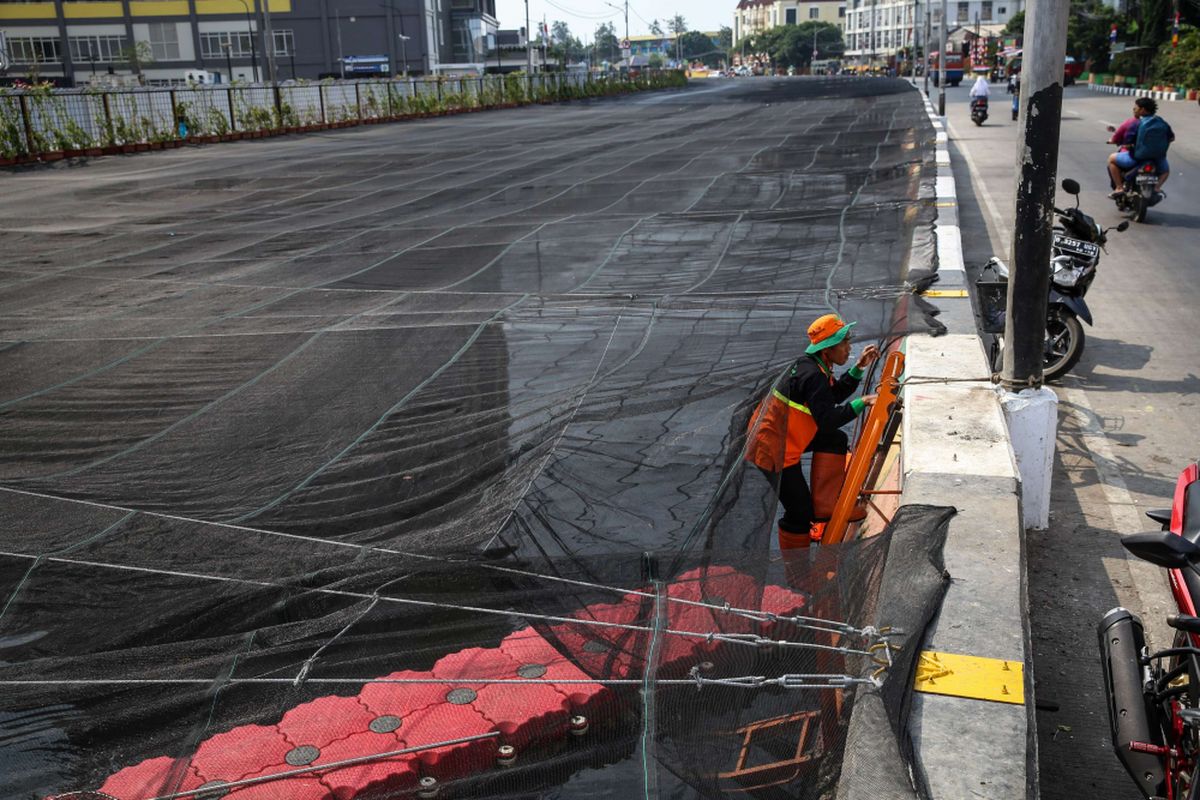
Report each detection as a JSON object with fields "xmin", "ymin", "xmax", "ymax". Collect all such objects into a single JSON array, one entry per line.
[{"xmin": 805, "ymin": 320, "xmax": 856, "ymax": 355}]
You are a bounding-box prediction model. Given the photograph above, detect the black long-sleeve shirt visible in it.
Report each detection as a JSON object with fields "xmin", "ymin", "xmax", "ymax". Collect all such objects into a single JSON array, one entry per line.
[{"xmin": 777, "ymin": 354, "xmax": 863, "ymax": 431}]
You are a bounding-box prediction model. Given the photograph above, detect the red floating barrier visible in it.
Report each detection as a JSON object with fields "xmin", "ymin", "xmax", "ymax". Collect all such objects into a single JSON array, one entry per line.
[{"xmin": 88, "ymin": 568, "xmax": 808, "ymax": 800}]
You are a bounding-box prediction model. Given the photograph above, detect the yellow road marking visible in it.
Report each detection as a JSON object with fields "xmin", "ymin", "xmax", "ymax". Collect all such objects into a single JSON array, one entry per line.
[{"xmin": 914, "ymin": 651, "xmax": 1025, "ymax": 704}]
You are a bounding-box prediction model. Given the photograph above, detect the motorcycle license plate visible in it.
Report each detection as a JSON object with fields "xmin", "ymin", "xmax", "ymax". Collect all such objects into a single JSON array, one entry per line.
[
  {"xmin": 1053, "ymin": 234, "xmax": 1099, "ymax": 259},
  {"xmin": 1136, "ymin": 175, "xmax": 1158, "ymax": 185}
]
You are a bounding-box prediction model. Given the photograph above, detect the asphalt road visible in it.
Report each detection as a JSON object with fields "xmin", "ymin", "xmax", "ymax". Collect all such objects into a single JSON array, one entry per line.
[{"xmin": 938, "ymin": 80, "xmax": 1200, "ymax": 799}]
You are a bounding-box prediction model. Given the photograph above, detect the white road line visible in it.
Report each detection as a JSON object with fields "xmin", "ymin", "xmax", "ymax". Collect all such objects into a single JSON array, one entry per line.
[
  {"xmin": 1062, "ymin": 387, "xmax": 1173, "ymax": 646},
  {"xmin": 944, "ymin": 116, "xmax": 1012, "ymax": 256}
]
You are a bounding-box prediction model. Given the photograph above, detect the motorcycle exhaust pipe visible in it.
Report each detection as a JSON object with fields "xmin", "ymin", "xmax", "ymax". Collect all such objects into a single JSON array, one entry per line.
[{"xmin": 1098, "ymin": 607, "xmax": 1165, "ymax": 799}]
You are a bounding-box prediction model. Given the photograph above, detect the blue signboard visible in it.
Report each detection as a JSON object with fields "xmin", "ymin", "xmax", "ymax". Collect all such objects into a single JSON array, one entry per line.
[{"xmin": 343, "ymin": 55, "xmax": 390, "ymax": 75}]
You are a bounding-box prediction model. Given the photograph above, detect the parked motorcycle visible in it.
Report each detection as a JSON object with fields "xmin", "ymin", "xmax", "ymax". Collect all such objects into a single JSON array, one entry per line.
[
  {"xmin": 970, "ymin": 96, "xmax": 989, "ymax": 126},
  {"xmin": 1100, "ymin": 460, "xmax": 1200, "ymax": 799},
  {"xmin": 1113, "ymin": 161, "xmax": 1165, "ymax": 224},
  {"xmin": 978, "ymin": 178, "xmax": 1128, "ymax": 381}
]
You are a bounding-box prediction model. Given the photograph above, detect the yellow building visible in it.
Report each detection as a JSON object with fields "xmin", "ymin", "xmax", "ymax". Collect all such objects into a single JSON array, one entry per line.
[{"xmin": 733, "ymin": 0, "xmax": 847, "ymax": 47}]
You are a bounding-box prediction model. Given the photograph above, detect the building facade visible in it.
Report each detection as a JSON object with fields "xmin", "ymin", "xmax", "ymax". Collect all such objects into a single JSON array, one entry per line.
[
  {"xmin": 733, "ymin": 0, "xmax": 846, "ymax": 47},
  {"xmin": 0, "ymin": 0, "xmax": 498, "ymax": 85},
  {"xmin": 843, "ymin": 0, "xmax": 1021, "ymax": 64}
]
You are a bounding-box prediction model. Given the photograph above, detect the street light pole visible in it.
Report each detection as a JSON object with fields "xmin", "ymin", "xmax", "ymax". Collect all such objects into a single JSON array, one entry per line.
[
  {"xmin": 525, "ymin": 0, "xmax": 533, "ymax": 74},
  {"xmin": 924, "ymin": 2, "xmax": 931, "ymax": 94},
  {"xmin": 911, "ymin": 0, "xmax": 918, "ymax": 78},
  {"xmin": 231, "ymin": 0, "xmax": 258, "ymax": 81},
  {"xmin": 869, "ymin": 0, "xmax": 876, "ymax": 70},
  {"xmin": 398, "ymin": 33, "xmax": 410, "ymax": 78},
  {"xmin": 937, "ymin": 0, "xmax": 946, "ymax": 114},
  {"xmin": 222, "ymin": 41, "xmax": 233, "ymax": 82},
  {"xmin": 337, "ymin": 10, "xmax": 345, "ymax": 79},
  {"xmin": 260, "ymin": 0, "xmax": 278, "ymax": 85}
]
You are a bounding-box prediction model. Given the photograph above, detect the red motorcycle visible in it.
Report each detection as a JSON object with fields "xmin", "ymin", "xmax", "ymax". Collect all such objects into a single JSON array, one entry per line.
[{"xmin": 1100, "ymin": 462, "xmax": 1200, "ymax": 799}]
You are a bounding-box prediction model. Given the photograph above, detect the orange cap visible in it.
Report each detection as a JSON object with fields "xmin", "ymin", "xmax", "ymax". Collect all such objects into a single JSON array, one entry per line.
[{"xmin": 805, "ymin": 314, "xmax": 857, "ymax": 354}]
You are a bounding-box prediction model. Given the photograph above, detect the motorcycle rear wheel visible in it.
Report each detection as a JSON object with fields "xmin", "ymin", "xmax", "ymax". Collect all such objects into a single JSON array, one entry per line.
[
  {"xmin": 1134, "ymin": 192, "xmax": 1148, "ymax": 223},
  {"xmin": 1043, "ymin": 310, "xmax": 1085, "ymax": 382}
]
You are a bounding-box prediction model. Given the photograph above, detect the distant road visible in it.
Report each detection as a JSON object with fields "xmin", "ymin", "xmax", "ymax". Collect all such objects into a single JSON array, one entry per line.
[{"xmin": 941, "ymin": 81, "xmax": 1200, "ymax": 800}]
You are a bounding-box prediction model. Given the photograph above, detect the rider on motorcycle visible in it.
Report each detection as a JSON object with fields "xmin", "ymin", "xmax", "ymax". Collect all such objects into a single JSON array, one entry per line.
[
  {"xmin": 969, "ymin": 75, "xmax": 990, "ymax": 108},
  {"xmin": 1106, "ymin": 98, "xmax": 1173, "ymax": 198}
]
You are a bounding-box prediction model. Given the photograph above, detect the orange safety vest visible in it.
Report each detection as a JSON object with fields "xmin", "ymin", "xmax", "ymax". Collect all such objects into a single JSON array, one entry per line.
[
  {"xmin": 745, "ymin": 388, "xmax": 820, "ymax": 473},
  {"xmin": 746, "ymin": 359, "xmax": 840, "ymax": 472}
]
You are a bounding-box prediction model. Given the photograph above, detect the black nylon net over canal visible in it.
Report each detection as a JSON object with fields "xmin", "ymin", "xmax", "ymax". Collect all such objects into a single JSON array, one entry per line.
[{"xmin": 0, "ymin": 78, "xmax": 948, "ymax": 799}]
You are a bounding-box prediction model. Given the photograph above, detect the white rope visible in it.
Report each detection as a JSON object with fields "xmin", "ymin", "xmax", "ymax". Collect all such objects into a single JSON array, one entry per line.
[
  {"xmin": 0, "ymin": 672, "xmax": 878, "ymax": 689},
  {"xmin": 0, "ymin": 485, "xmax": 879, "ymax": 637},
  {"xmin": 0, "ymin": 547, "xmax": 876, "ymax": 656}
]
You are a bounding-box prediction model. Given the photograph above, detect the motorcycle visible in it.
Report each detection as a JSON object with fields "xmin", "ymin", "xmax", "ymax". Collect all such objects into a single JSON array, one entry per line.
[
  {"xmin": 1113, "ymin": 161, "xmax": 1165, "ymax": 224},
  {"xmin": 1100, "ymin": 460, "xmax": 1200, "ymax": 799},
  {"xmin": 970, "ymin": 96, "xmax": 989, "ymax": 126},
  {"xmin": 979, "ymin": 178, "xmax": 1128, "ymax": 382}
]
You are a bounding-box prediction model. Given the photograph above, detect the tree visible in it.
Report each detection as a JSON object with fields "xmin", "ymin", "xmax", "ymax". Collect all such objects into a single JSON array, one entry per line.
[
  {"xmin": 121, "ymin": 41, "xmax": 154, "ymax": 82},
  {"xmin": 1003, "ymin": 11, "xmax": 1024, "ymax": 37},
  {"xmin": 551, "ymin": 20, "xmax": 571, "ymax": 46},
  {"xmin": 650, "ymin": 19, "xmax": 664, "ymax": 37},
  {"xmin": 1150, "ymin": 24, "xmax": 1200, "ymax": 87},
  {"xmin": 1066, "ymin": 1, "xmax": 1120, "ymax": 71},
  {"xmin": 718, "ymin": 26, "xmax": 733, "ymax": 49},
  {"xmin": 594, "ymin": 21, "xmax": 620, "ymax": 63},
  {"xmin": 749, "ymin": 22, "xmax": 844, "ymax": 70},
  {"xmin": 678, "ymin": 31, "xmax": 723, "ymax": 68},
  {"xmin": 1004, "ymin": 2, "xmax": 1120, "ymax": 72},
  {"xmin": 668, "ymin": 15, "xmax": 687, "ymax": 36},
  {"xmin": 648, "ymin": 52, "xmax": 665, "ymax": 68}
]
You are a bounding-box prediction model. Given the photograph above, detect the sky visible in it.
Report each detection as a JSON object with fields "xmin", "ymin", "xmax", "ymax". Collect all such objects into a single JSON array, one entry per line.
[{"xmin": 493, "ymin": 0, "xmax": 734, "ymax": 40}]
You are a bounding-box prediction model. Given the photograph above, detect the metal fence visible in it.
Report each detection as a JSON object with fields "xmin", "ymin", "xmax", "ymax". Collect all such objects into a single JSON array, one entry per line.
[{"xmin": 0, "ymin": 70, "xmax": 686, "ymax": 161}]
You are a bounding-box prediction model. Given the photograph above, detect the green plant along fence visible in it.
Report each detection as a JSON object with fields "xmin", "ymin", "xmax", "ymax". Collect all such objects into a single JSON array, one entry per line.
[{"xmin": 0, "ymin": 70, "xmax": 688, "ymax": 162}]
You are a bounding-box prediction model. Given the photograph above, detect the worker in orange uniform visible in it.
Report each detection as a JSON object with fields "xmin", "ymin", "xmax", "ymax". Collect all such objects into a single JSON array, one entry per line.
[{"xmin": 746, "ymin": 314, "xmax": 880, "ymax": 548}]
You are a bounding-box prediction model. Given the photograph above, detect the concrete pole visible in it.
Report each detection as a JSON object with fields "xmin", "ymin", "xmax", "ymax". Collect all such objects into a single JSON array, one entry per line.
[
  {"xmin": 937, "ymin": 0, "xmax": 945, "ymax": 114},
  {"xmin": 1001, "ymin": 0, "xmax": 1070, "ymax": 389},
  {"xmin": 997, "ymin": 0, "xmax": 1070, "ymax": 529}
]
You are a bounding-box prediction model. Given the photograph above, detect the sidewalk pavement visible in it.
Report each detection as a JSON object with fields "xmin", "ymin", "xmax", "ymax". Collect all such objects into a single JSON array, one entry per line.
[{"xmin": 900, "ymin": 86, "xmax": 1035, "ymax": 800}]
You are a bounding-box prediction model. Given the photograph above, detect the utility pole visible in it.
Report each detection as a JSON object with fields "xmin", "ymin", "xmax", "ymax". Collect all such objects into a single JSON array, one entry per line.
[
  {"xmin": 937, "ymin": 0, "xmax": 946, "ymax": 114},
  {"xmin": 1003, "ymin": 0, "xmax": 1070, "ymax": 388},
  {"xmin": 525, "ymin": 0, "xmax": 532, "ymax": 74}
]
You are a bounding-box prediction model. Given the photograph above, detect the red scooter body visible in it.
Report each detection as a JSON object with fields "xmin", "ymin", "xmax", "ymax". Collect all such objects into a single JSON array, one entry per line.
[
  {"xmin": 1101, "ymin": 461, "xmax": 1200, "ymax": 800},
  {"xmin": 1167, "ymin": 463, "xmax": 1200, "ymax": 623}
]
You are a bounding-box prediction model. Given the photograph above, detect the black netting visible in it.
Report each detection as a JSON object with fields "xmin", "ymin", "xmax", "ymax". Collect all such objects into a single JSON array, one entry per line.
[{"xmin": 1, "ymin": 77, "xmax": 946, "ymax": 800}]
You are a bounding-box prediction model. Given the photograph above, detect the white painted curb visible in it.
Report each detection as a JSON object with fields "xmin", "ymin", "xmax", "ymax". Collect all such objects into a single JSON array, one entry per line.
[{"xmin": 1088, "ymin": 82, "xmax": 1184, "ymax": 102}]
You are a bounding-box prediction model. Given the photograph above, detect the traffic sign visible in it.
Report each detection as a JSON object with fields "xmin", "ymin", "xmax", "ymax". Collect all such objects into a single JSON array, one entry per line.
[{"xmin": 620, "ymin": 39, "xmax": 630, "ymax": 49}]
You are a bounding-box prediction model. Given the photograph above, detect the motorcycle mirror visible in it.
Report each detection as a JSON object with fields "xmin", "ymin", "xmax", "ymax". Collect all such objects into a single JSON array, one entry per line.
[
  {"xmin": 1061, "ymin": 178, "xmax": 1081, "ymax": 195},
  {"xmin": 1121, "ymin": 531, "xmax": 1200, "ymax": 569},
  {"xmin": 1116, "ymin": 221, "xmax": 1130, "ymax": 232}
]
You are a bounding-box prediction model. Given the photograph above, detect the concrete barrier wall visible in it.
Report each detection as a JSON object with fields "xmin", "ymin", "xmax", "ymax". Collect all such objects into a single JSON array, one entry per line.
[{"xmin": 900, "ymin": 91, "xmax": 1037, "ymax": 799}]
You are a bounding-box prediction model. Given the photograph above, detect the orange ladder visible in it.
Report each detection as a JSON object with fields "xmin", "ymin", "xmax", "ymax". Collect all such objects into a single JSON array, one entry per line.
[{"xmin": 821, "ymin": 350, "xmax": 905, "ymax": 545}]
